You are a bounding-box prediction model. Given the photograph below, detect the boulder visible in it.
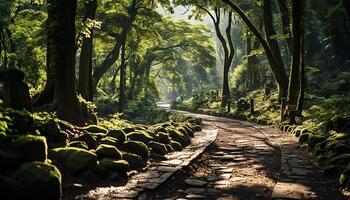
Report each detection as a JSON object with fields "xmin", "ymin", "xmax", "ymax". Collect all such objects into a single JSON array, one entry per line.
[
  {"xmin": 82, "ymin": 125, "xmax": 108, "ymax": 134},
  {"xmin": 126, "ymin": 131, "xmax": 153, "ymax": 144},
  {"xmin": 77, "ymin": 133, "xmax": 97, "ymax": 149},
  {"xmin": 148, "ymin": 141, "xmax": 167, "ymax": 155},
  {"xmin": 107, "ymin": 129, "xmax": 126, "ymax": 144},
  {"xmin": 308, "ymin": 134, "xmax": 327, "ymax": 148},
  {"xmin": 298, "ymin": 133, "xmax": 310, "ymax": 144},
  {"xmin": 14, "ymin": 135, "xmax": 47, "ymax": 163},
  {"xmin": 122, "ymin": 153, "xmax": 146, "ymax": 170},
  {"xmin": 99, "ymin": 137, "xmax": 118, "ymax": 146},
  {"xmin": 15, "ymin": 162, "xmax": 61, "ymax": 200},
  {"xmin": 123, "ymin": 141, "xmax": 150, "ymax": 159},
  {"xmin": 96, "ymin": 144, "xmax": 122, "ymax": 160},
  {"xmin": 49, "ymin": 147, "xmax": 97, "ymax": 175},
  {"xmin": 95, "ymin": 159, "xmax": 129, "ymax": 176},
  {"xmin": 168, "ymin": 129, "xmax": 191, "ymax": 147},
  {"xmin": 154, "ymin": 132, "xmax": 171, "ymax": 144},
  {"xmin": 69, "ymin": 141, "xmax": 88, "ymax": 150},
  {"xmin": 170, "ymin": 140, "xmax": 183, "ymax": 151},
  {"xmin": 122, "ymin": 127, "xmax": 135, "ymax": 134}
]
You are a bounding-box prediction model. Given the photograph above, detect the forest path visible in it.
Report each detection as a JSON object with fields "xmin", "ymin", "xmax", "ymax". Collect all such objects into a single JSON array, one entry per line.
[{"xmin": 142, "ymin": 110, "xmax": 345, "ymax": 200}]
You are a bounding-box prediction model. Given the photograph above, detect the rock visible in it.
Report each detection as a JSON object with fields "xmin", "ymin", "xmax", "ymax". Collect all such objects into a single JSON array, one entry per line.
[
  {"xmin": 185, "ymin": 188, "xmax": 206, "ymax": 194},
  {"xmin": 77, "ymin": 133, "xmax": 97, "ymax": 149},
  {"xmin": 82, "ymin": 125, "xmax": 108, "ymax": 134},
  {"xmin": 123, "ymin": 153, "xmax": 146, "ymax": 170},
  {"xmin": 99, "ymin": 136, "xmax": 118, "ymax": 147},
  {"xmin": 95, "ymin": 159, "xmax": 129, "ymax": 176},
  {"xmin": 170, "ymin": 140, "xmax": 183, "ymax": 151},
  {"xmin": 307, "ymin": 134, "xmax": 327, "ymax": 148},
  {"xmin": 154, "ymin": 132, "xmax": 171, "ymax": 144},
  {"xmin": 325, "ymin": 141, "xmax": 350, "ymax": 156},
  {"xmin": 96, "ymin": 144, "xmax": 122, "ymax": 160},
  {"xmin": 148, "ymin": 141, "xmax": 167, "ymax": 155},
  {"xmin": 49, "ymin": 147, "xmax": 97, "ymax": 175},
  {"xmin": 107, "ymin": 129, "xmax": 127, "ymax": 143},
  {"xmin": 0, "ymin": 149, "xmax": 17, "ymax": 171},
  {"xmin": 0, "ymin": 174, "xmax": 15, "ymax": 200},
  {"xmin": 15, "ymin": 162, "xmax": 61, "ymax": 200},
  {"xmin": 123, "ymin": 140, "xmax": 150, "ymax": 159},
  {"xmin": 165, "ymin": 144, "xmax": 174, "ymax": 152},
  {"xmin": 177, "ymin": 127, "xmax": 191, "ymax": 138},
  {"xmin": 329, "ymin": 154, "xmax": 350, "ymax": 166},
  {"xmin": 298, "ymin": 133, "xmax": 310, "ymax": 144},
  {"xmin": 185, "ymin": 178, "xmax": 207, "ymax": 187},
  {"xmin": 122, "ymin": 127, "xmax": 135, "ymax": 134},
  {"xmin": 323, "ymin": 165, "xmax": 339, "ymax": 176},
  {"xmin": 69, "ymin": 141, "xmax": 88, "ymax": 150},
  {"xmin": 168, "ymin": 129, "xmax": 191, "ymax": 147},
  {"xmin": 14, "ymin": 135, "xmax": 47, "ymax": 163},
  {"xmin": 186, "ymin": 194, "xmax": 206, "ymax": 199},
  {"xmin": 126, "ymin": 131, "xmax": 153, "ymax": 144}
]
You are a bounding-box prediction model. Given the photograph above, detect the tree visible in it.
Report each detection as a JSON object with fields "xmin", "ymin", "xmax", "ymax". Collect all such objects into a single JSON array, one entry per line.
[
  {"xmin": 50, "ymin": 0, "xmax": 84, "ymax": 125},
  {"xmin": 222, "ymin": 0, "xmax": 289, "ymax": 98}
]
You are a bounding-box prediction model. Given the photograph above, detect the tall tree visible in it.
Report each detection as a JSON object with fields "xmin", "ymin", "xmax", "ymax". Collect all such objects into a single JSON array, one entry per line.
[
  {"xmin": 222, "ymin": 0, "xmax": 289, "ymax": 98},
  {"xmin": 50, "ymin": 0, "xmax": 84, "ymax": 125},
  {"xmin": 78, "ymin": 0, "xmax": 98, "ymax": 101},
  {"xmin": 288, "ymin": 0, "xmax": 303, "ymax": 124}
]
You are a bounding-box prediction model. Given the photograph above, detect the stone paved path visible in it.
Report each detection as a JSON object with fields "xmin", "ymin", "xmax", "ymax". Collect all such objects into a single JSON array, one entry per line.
[{"xmin": 142, "ymin": 111, "xmax": 347, "ymax": 200}]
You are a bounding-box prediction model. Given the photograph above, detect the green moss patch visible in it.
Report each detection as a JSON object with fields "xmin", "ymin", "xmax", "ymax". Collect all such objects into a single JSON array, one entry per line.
[
  {"xmin": 82, "ymin": 125, "xmax": 108, "ymax": 134},
  {"xmin": 14, "ymin": 135, "xmax": 47, "ymax": 163}
]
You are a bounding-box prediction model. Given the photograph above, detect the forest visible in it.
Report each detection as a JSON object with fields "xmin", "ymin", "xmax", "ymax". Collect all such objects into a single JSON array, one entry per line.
[{"xmin": 0, "ymin": 0, "xmax": 350, "ymax": 199}]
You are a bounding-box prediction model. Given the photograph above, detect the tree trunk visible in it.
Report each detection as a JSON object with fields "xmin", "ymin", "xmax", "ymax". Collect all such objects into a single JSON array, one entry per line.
[
  {"xmin": 297, "ymin": 1, "xmax": 305, "ymax": 112},
  {"xmin": 343, "ymin": 0, "xmax": 350, "ymax": 18},
  {"xmin": 278, "ymin": 0, "xmax": 293, "ymax": 53},
  {"xmin": 52, "ymin": 0, "xmax": 84, "ymax": 125},
  {"xmin": 263, "ymin": 0, "xmax": 285, "ymax": 71},
  {"xmin": 91, "ymin": 0, "xmax": 137, "ymax": 92},
  {"xmin": 110, "ymin": 65, "xmax": 121, "ymax": 92},
  {"xmin": 78, "ymin": 0, "xmax": 97, "ymax": 101},
  {"xmin": 33, "ymin": 0, "xmax": 55, "ymax": 106},
  {"xmin": 288, "ymin": 0, "xmax": 302, "ymax": 124},
  {"xmin": 118, "ymin": 42, "xmax": 126, "ymax": 112},
  {"xmin": 223, "ymin": 0, "xmax": 289, "ymax": 98}
]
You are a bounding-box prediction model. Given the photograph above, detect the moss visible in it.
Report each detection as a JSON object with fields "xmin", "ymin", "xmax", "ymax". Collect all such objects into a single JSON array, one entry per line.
[
  {"xmin": 96, "ymin": 144, "xmax": 122, "ymax": 160},
  {"xmin": 148, "ymin": 141, "xmax": 167, "ymax": 155},
  {"xmin": 14, "ymin": 135, "xmax": 47, "ymax": 163},
  {"xmin": 122, "ymin": 127, "xmax": 135, "ymax": 134},
  {"xmin": 122, "ymin": 153, "xmax": 146, "ymax": 170},
  {"xmin": 99, "ymin": 137, "xmax": 118, "ymax": 146},
  {"xmin": 170, "ymin": 141, "xmax": 183, "ymax": 151},
  {"xmin": 107, "ymin": 129, "xmax": 126, "ymax": 144},
  {"xmin": 298, "ymin": 133, "xmax": 310, "ymax": 144},
  {"xmin": 69, "ymin": 141, "xmax": 88, "ymax": 150},
  {"xmin": 83, "ymin": 125, "xmax": 108, "ymax": 134},
  {"xmin": 308, "ymin": 134, "xmax": 327, "ymax": 148},
  {"xmin": 95, "ymin": 159, "xmax": 129, "ymax": 177},
  {"xmin": 126, "ymin": 131, "xmax": 153, "ymax": 144},
  {"xmin": 154, "ymin": 132, "xmax": 171, "ymax": 144},
  {"xmin": 15, "ymin": 162, "xmax": 61, "ymax": 200},
  {"xmin": 168, "ymin": 129, "xmax": 191, "ymax": 147},
  {"xmin": 77, "ymin": 133, "xmax": 97, "ymax": 149},
  {"xmin": 123, "ymin": 141, "xmax": 150, "ymax": 159},
  {"xmin": 49, "ymin": 147, "xmax": 97, "ymax": 175}
]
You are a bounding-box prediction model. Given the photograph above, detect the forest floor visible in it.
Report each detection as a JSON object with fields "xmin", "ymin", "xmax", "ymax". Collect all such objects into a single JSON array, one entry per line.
[{"xmin": 141, "ymin": 111, "xmax": 348, "ymax": 200}]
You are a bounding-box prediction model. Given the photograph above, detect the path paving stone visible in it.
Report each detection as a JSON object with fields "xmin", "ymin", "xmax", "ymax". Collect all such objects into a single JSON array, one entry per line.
[
  {"xmin": 184, "ymin": 188, "xmax": 206, "ymax": 194},
  {"xmin": 184, "ymin": 178, "xmax": 207, "ymax": 186},
  {"xmin": 186, "ymin": 194, "xmax": 206, "ymax": 199}
]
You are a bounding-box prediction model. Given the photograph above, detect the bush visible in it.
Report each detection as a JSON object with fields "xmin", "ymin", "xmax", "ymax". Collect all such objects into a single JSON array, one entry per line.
[{"xmin": 15, "ymin": 162, "xmax": 62, "ymax": 200}]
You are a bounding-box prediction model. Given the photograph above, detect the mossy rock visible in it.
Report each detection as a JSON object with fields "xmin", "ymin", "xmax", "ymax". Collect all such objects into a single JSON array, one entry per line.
[
  {"xmin": 77, "ymin": 133, "xmax": 97, "ymax": 149},
  {"xmin": 96, "ymin": 144, "xmax": 122, "ymax": 160},
  {"xmin": 154, "ymin": 132, "xmax": 171, "ymax": 144},
  {"xmin": 148, "ymin": 141, "xmax": 167, "ymax": 155},
  {"xmin": 176, "ymin": 127, "xmax": 190, "ymax": 138},
  {"xmin": 0, "ymin": 174, "xmax": 15, "ymax": 200},
  {"xmin": 35, "ymin": 119, "xmax": 61, "ymax": 143},
  {"xmin": 298, "ymin": 133, "xmax": 310, "ymax": 144},
  {"xmin": 323, "ymin": 165, "xmax": 339, "ymax": 176},
  {"xmin": 99, "ymin": 137, "xmax": 118, "ymax": 147},
  {"xmin": 168, "ymin": 129, "xmax": 191, "ymax": 147},
  {"xmin": 150, "ymin": 152, "xmax": 167, "ymax": 160},
  {"xmin": 153, "ymin": 126, "xmax": 167, "ymax": 134},
  {"xmin": 15, "ymin": 162, "xmax": 61, "ymax": 200},
  {"xmin": 122, "ymin": 127, "xmax": 135, "ymax": 134},
  {"xmin": 83, "ymin": 125, "xmax": 108, "ymax": 134},
  {"xmin": 308, "ymin": 134, "xmax": 327, "ymax": 148},
  {"xmin": 165, "ymin": 144, "xmax": 174, "ymax": 152},
  {"xmin": 95, "ymin": 159, "xmax": 129, "ymax": 176},
  {"xmin": 181, "ymin": 125, "xmax": 194, "ymax": 137},
  {"xmin": 126, "ymin": 131, "xmax": 153, "ymax": 144},
  {"xmin": 170, "ymin": 141, "xmax": 183, "ymax": 151},
  {"xmin": 329, "ymin": 154, "xmax": 350, "ymax": 166},
  {"xmin": 122, "ymin": 153, "xmax": 146, "ymax": 170},
  {"xmin": 49, "ymin": 147, "xmax": 97, "ymax": 175},
  {"xmin": 316, "ymin": 155, "xmax": 328, "ymax": 166},
  {"xmin": 56, "ymin": 130, "xmax": 69, "ymax": 147},
  {"xmin": 160, "ymin": 123, "xmax": 171, "ymax": 128},
  {"xmin": 193, "ymin": 125, "xmax": 202, "ymax": 132},
  {"xmin": 14, "ymin": 135, "xmax": 47, "ymax": 163},
  {"xmin": 107, "ymin": 129, "xmax": 126, "ymax": 144},
  {"xmin": 69, "ymin": 141, "xmax": 88, "ymax": 150},
  {"xmin": 123, "ymin": 141, "xmax": 150, "ymax": 159}
]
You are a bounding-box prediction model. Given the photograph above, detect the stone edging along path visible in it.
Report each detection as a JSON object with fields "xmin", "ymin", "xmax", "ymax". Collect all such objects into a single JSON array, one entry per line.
[{"xmin": 76, "ymin": 124, "xmax": 218, "ymax": 199}]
